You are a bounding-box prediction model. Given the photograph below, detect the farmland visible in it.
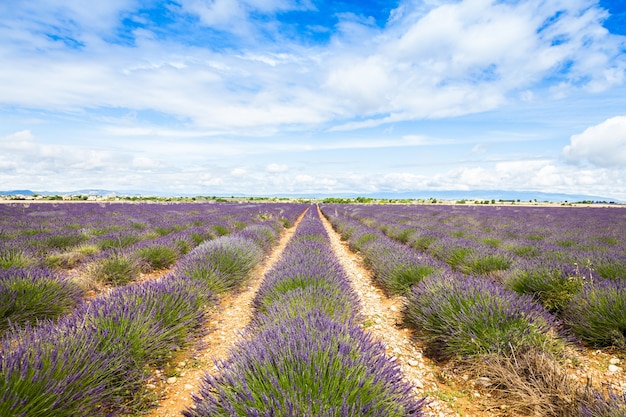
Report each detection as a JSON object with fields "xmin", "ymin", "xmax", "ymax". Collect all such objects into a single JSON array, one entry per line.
[{"xmin": 1, "ymin": 201, "xmax": 625, "ymax": 416}]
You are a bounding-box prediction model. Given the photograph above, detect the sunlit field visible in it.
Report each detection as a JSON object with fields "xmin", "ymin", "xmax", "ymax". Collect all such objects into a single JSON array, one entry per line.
[{"xmin": 1, "ymin": 200, "xmax": 625, "ymax": 416}]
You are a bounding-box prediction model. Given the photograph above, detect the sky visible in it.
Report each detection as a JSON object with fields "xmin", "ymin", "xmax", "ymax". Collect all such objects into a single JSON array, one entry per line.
[{"xmin": 1, "ymin": 0, "xmax": 625, "ymax": 200}]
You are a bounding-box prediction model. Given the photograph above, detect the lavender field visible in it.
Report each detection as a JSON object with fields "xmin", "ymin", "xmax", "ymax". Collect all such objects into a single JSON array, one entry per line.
[
  {"xmin": 1, "ymin": 201, "xmax": 625, "ymax": 416},
  {"xmin": 0, "ymin": 201, "xmax": 305, "ymax": 416},
  {"xmin": 321, "ymin": 203, "xmax": 626, "ymax": 415}
]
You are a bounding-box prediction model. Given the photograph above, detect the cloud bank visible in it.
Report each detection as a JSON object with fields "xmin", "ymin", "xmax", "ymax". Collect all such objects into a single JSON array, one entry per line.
[{"xmin": 0, "ymin": 0, "xmax": 625, "ymax": 200}]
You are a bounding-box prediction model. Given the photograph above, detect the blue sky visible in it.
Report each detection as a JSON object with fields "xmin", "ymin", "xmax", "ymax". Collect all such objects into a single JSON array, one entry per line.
[{"xmin": 1, "ymin": 0, "xmax": 625, "ymax": 199}]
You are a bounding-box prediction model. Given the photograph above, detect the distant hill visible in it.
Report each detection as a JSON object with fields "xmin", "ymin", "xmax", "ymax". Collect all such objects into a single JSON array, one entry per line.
[
  {"xmin": 317, "ymin": 190, "xmax": 622, "ymax": 203},
  {"xmin": 0, "ymin": 189, "xmax": 138, "ymax": 197},
  {"xmin": 0, "ymin": 189, "xmax": 622, "ymax": 203}
]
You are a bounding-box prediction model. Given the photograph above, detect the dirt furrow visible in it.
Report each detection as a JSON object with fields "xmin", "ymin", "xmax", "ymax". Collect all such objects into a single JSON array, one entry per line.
[
  {"xmin": 317, "ymin": 205, "xmax": 461, "ymax": 417},
  {"xmin": 144, "ymin": 209, "xmax": 307, "ymax": 417}
]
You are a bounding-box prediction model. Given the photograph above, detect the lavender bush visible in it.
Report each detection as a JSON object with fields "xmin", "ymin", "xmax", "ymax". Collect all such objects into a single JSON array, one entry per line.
[
  {"xmin": 505, "ymin": 262, "xmax": 586, "ymax": 312},
  {"xmin": 135, "ymin": 244, "xmax": 180, "ymax": 271},
  {"xmin": 404, "ymin": 272, "xmax": 564, "ymax": 359},
  {"xmin": 175, "ymin": 235, "xmax": 264, "ymax": 294},
  {"xmin": 0, "ymin": 272, "xmax": 215, "ymax": 416},
  {"xmin": 0, "ymin": 246, "xmax": 33, "ymax": 269},
  {"xmin": 254, "ymin": 285, "xmax": 360, "ymax": 329},
  {"xmin": 253, "ymin": 235, "xmax": 360, "ymax": 328},
  {"xmin": 0, "ymin": 321, "xmax": 142, "ymax": 417},
  {"xmin": 593, "ymin": 253, "xmax": 626, "ymax": 280},
  {"xmin": 562, "ymin": 279, "xmax": 626, "ymax": 348},
  {"xmin": 0, "ymin": 267, "xmax": 83, "ymax": 335},
  {"xmin": 236, "ymin": 223, "xmax": 279, "ymax": 254},
  {"xmin": 322, "ymin": 209, "xmax": 441, "ymax": 295},
  {"xmin": 360, "ymin": 238, "xmax": 440, "ymax": 295},
  {"xmin": 183, "ymin": 311, "xmax": 425, "ymax": 417},
  {"xmin": 78, "ymin": 275, "xmax": 213, "ymax": 366},
  {"xmin": 579, "ymin": 387, "xmax": 626, "ymax": 416},
  {"xmin": 87, "ymin": 250, "xmax": 142, "ymax": 285}
]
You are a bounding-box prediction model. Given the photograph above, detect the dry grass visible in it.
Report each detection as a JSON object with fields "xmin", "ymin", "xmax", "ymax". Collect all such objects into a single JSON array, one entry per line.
[{"xmin": 462, "ymin": 348, "xmax": 580, "ymax": 416}]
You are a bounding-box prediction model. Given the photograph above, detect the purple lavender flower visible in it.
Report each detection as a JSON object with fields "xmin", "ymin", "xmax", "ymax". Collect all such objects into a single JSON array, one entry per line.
[{"xmin": 184, "ymin": 311, "xmax": 426, "ymax": 417}]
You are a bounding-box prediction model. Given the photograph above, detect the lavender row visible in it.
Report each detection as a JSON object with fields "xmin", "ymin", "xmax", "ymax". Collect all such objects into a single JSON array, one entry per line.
[
  {"xmin": 323, "ymin": 204, "xmax": 626, "ymax": 350},
  {"xmin": 0, "ymin": 202, "xmax": 304, "ymax": 272},
  {"xmin": 322, "ymin": 207, "xmax": 447, "ymax": 296},
  {"xmin": 0, "ymin": 204, "xmax": 304, "ymax": 337},
  {"xmin": 0, "ymin": 267, "xmax": 83, "ymax": 336},
  {"xmin": 320, "ymin": 206, "xmax": 564, "ymax": 356},
  {"xmin": 321, "ymin": 205, "xmax": 626, "ymax": 415},
  {"xmin": 325, "ymin": 204, "xmax": 625, "ymax": 281},
  {"xmin": 0, "ymin": 219, "xmax": 288, "ymax": 416},
  {"xmin": 184, "ymin": 207, "xmax": 427, "ymax": 417}
]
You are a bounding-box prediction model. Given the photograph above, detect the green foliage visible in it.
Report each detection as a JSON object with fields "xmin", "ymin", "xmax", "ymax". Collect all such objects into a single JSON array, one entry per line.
[
  {"xmin": 130, "ymin": 222, "xmax": 147, "ymax": 230},
  {"xmin": 386, "ymin": 264, "xmax": 434, "ymax": 295},
  {"xmin": 278, "ymin": 217, "xmax": 292, "ymax": 228},
  {"xmin": 0, "ymin": 249, "xmax": 33, "ymax": 269},
  {"xmin": 136, "ymin": 245, "xmax": 179, "ymax": 271},
  {"xmin": 411, "ymin": 235, "xmax": 437, "ymax": 251},
  {"xmin": 44, "ymin": 244, "xmax": 100, "ymax": 269},
  {"xmin": 510, "ymin": 244, "xmax": 541, "ymax": 258},
  {"xmin": 254, "ymin": 286, "xmax": 357, "ymax": 329},
  {"xmin": 395, "ymin": 228, "xmax": 414, "ymax": 244},
  {"xmin": 460, "ymin": 253, "xmax": 512, "ymax": 275},
  {"xmin": 178, "ymin": 238, "xmax": 262, "ymax": 294},
  {"xmin": 482, "ymin": 237, "xmax": 501, "ymax": 248},
  {"xmin": 436, "ymin": 246, "xmax": 472, "ymax": 270},
  {"xmin": 256, "ymin": 276, "xmax": 338, "ymax": 312},
  {"xmin": 97, "ymin": 234, "xmax": 141, "ymax": 250},
  {"xmin": 349, "ymin": 232, "xmax": 379, "ymax": 252},
  {"xmin": 211, "ymin": 224, "xmax": 231, "ymax": 236},
  {"xmin": 506, "ymin": 267, "xmax": 584, "ymax": 313},
  {"xmin": 89, "ymin": 253, "xmax": 141, "ymax": 286},
  {"xmin": 405, "ymin": 274, "xmax": 564, "ymax": 359},
  {"xmin": 44, "ymin": 233, "xmax": 88, "ymax": 250},
  {"xmin": 0, "ymin": 270, "xmax": 82, "ymax": 335},
  {"xmin": 594, "ymin": 258, "xmax": 626, "ymax": 280},
  {"xmin": 556, "ymin": 239, "xmax": 576, "ymax": 248},
  {"xmin": 153, "ymin": 225, "xmax": 182, "ymax": 236},
  {"xmin": 232, "ymin": 221, "xmax": 247, "ymax": 230},
  {"xmin": 563, "ymin": 280, "xmax": 626, "ymax": 349}
]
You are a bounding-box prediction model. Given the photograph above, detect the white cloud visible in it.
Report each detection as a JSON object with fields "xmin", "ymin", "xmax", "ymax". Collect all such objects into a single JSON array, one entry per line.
[
  {"xmin": 0, "ymin": 1, "xmax": 625, "ymax": 200},
  {"xmin": 266, "ymin": 163, "xmax": 288, "ymax": 172},
  {"xmin": 0, "ymin": 130, "xmax": 36, "ymax": 151},
  {"xmin": 132, "ymin": 156, "xmax": 162, "ymax": 169},
  {"xmin": 180, "ymin": 0, "xmax": 249, "ymax": 34},
  {"xmin": 562, "ymin": 115, "xmax": 626, "ymax": 167},
  {"xmin": 1, "ymin": 0, "xmax": 623, "ymax": 134}
]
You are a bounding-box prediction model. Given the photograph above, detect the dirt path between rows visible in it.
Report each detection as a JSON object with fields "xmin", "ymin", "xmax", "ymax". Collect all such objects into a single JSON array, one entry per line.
[
  {"xmin": 317, "ymin": 205, "xmax": 462, "ymax": 417},
  {"xmin": 144, "ymin": 208, "xmax": 308, "ymax": 417},
  {"xmin": 144, "ymin": 205, "xmax": 474, "ymax": 417}
]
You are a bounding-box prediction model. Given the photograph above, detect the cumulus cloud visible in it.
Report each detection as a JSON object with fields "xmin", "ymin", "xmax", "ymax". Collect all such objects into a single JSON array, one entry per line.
[
  {"xmin": 132, "ymin": 156, "xmax": 162, "ymax": 169},
  {"xmin": 0, "ymin": 130, "xmax": 36, "ymax": 151},
  {"xmin": 231, "ymin": 167, "xmax": 247, "ymax": 176},
  {"xmin": 0, "ymin": 1, "xmax": 625, "ymax": 200},
  {"xmin": 266, "ymin": 163, "xmax": 288, "ymax": 172},
  {"xmin": 1, "ymin": 0, "xmax": 624, "ymax": 133},
  {"xmin": 562, "ymin": 115, "xmax": 626, "ymax": 167}
]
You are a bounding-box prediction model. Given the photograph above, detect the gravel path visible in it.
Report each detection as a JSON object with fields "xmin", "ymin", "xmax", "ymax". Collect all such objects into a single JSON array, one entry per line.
[
  {"xmin": 144, "ymin": 205, "xmax": 471, "ymax": 417},
  {"xmin": 317, "ymin": 205, "xmax": 461, "ymax": 417},
  {"xmin": 143, "ymin": 209, "xmax": 308, "ymax": 417}
]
